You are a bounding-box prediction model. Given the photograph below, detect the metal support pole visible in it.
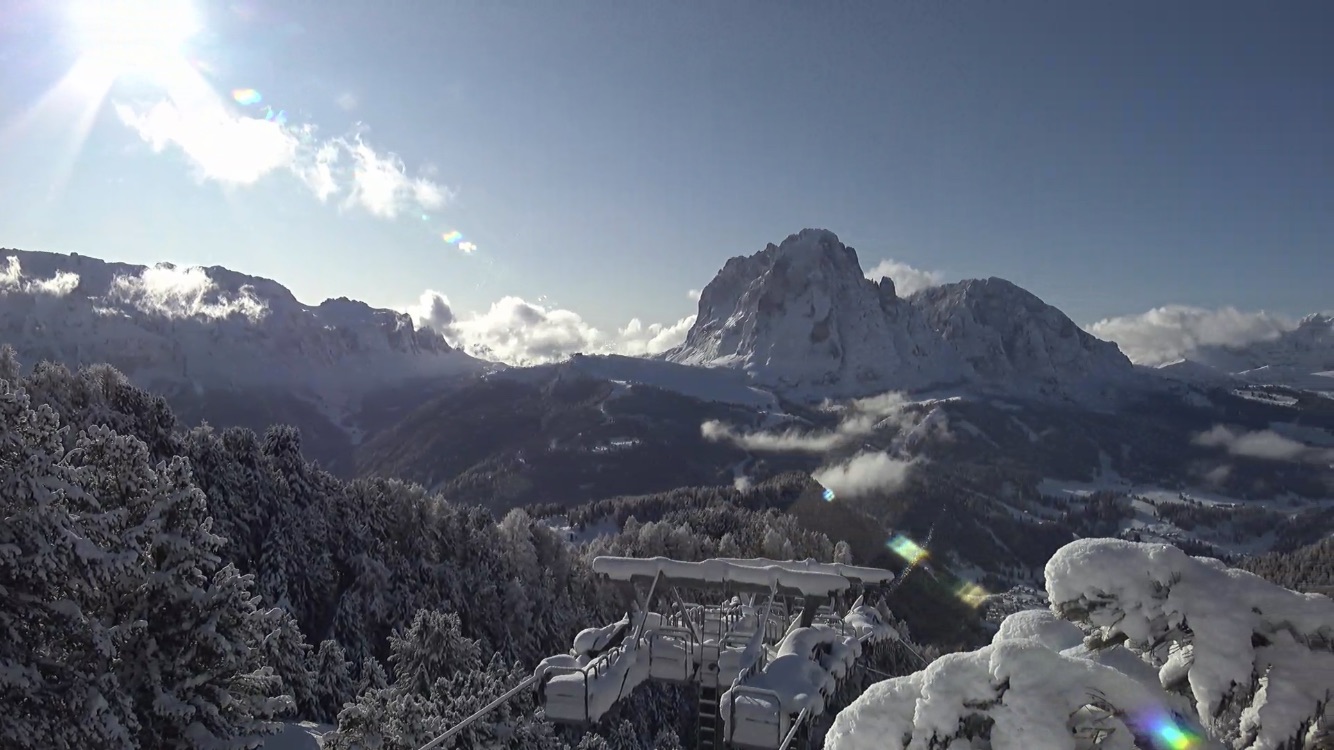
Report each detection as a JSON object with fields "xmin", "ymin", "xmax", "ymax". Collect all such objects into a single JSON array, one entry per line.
[
  {"xmin": 632, "ymin": 571, "xmax": 663, "ymax": 641},
  {"xmin": 414, "ymin": 675, "xmax": 539, "ymax": 750},
  {"xmin": 670, "ymin": 584, "xmax": 702, "ymax": 643},
  {"xmin": 778, "ymin": 708, "xmax": 811, "ymax": 750}
]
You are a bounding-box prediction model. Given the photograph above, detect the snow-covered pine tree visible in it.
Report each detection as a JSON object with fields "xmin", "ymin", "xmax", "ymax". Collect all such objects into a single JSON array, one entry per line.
[
  {"xmin": 109, "ymin": 445, "xmax": 290, "ymax": 748},
  {"xmin": 0, "ymin": 380, "xmax": 139, "ymax": 750},
  {"xmin": 258, "ymin": 605, "xmax": 319, "ymax": 719},
  {"xmin": 312, "ymin": 639, "xmax": 357, "ymax": 723},
  {"xmin": 357, "ymin": 655, "xmax": 390, "ymax": 697}
]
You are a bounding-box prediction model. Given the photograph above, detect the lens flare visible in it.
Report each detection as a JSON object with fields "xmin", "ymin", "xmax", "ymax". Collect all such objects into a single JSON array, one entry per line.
[
  {"xmin": 821, "ymin": 487, "xmax": 836, "ymax": 502},
  {"xmin": 458, "ymin": 241, "xmax": 477, "ymax": 254},
  {"xmin": 887, "ymin": 534, "xmax": 928, "ymax": 565},
  {"xmin": 442, "ymin": 230, "xmax": 463, "ymax": 243},
  {"xmin": 232, "ymin": 88, "xmax": 262, "ymax": 105},
  {"xmin": 1136, "ymin": 709, "xmax": 1203, "ymax": 750},
  {"xmin": 954, "ymin": 581, "xmax": 989, "ymax": 607}
]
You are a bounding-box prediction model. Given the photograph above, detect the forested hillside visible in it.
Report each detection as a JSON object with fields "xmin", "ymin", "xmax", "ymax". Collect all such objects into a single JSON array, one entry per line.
[{"xmin": 0, "ymin": 350, "xmax": 909, "ymax": 748}]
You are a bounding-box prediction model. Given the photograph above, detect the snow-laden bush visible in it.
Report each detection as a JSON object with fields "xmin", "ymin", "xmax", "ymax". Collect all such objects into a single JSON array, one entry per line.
[
  {"xmin": 826, "ymin": 635, "xmax": 1207, "ymax": 750},
  {"xmin": 1047, "ymin": 539, "xmax": 1333, "ymax": 749},
  {"xmin": 827, "ymin": 539, "xmax": 1334, "ymax": 750}
]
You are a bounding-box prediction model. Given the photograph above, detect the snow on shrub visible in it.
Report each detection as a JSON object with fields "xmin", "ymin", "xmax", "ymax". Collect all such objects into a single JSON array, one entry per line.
[
  {"xmin": 1047, "ymin": 539, "xmax": 1333, "ymax": 749},
  {"xmin": 827, "ymin": 539, "xmax": 1333, "ymax": 750},
  {"xmin": 826, "ymin": 636, "xmax": 1201, "ymax": 750}
]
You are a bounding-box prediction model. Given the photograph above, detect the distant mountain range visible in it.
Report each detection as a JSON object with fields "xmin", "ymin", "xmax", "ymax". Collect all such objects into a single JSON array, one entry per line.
[
  {"xmin": 1156, "ymin": 313, "xmax": 1334, "ymax": 391},
  {"xmin": 2, "ymin": 233, "xmax": 1331, "ymax": 578}
]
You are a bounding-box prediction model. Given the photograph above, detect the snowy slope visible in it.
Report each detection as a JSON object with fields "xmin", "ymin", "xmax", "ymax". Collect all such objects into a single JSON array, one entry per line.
[
  {"xmin": 490, "ymin": 352, "xmax": 779, "ymax": 408},
  {"xmin": 0, "ymin": 249, "xmax": 486, "ymax": 402},
  {"xmin": 665, "ymin": 229, "xmax": 1133, "ymax": 399}
]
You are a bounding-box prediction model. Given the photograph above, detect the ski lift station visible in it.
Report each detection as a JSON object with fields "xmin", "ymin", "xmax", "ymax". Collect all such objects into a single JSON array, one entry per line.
[{"xmin": 420, "ymin": 555, "xmax": 922, "ymax": 750}]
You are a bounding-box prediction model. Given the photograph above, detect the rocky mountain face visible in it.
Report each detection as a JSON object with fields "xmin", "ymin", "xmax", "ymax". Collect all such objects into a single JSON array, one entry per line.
[
  {"xmin": 911, "ymin": 277, "xmax": 1133, "ymax": 386},
  {"xmin": 666, "ymin": 229, "xmax": 1134, "ymax": 398},
  {"xmin": 0, "ymin": 249, "xmax": 486, "ymax": 472},
  {"xmin": 0, "ymin": 249, "xmax": 482, "ymax": 396}
]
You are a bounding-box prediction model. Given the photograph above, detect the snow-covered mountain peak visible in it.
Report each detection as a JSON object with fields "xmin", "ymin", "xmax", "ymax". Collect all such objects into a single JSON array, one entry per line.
[
  {"xmin": 0, "ymin": 248, "xmax": 480, "ymax": 398},
  {"xmin": 668, "ymin": 230, "xmax": 1135, "ymax": 400},
  {"xmin": 911, "ymin": 277, "xmax": 1133, "ymax": 383},
  {"xmin": 667, "ymin": 229, "xmax": 965, "ymax": 397}
]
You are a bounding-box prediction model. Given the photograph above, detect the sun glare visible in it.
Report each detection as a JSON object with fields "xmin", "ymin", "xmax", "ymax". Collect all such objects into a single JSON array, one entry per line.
[{"xmin": 68, "ymin": 0, "xmax": 200, "ymax": 76}]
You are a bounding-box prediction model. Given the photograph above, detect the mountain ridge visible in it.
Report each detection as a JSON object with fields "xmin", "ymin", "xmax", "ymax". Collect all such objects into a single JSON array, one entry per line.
[
  {"xmin": 667, "ymin": 228, "xmax": 1135, "ymax": 399},
  {"xmin": 0, "ymin": 248, "xmax": 484, "ymax": 396}
]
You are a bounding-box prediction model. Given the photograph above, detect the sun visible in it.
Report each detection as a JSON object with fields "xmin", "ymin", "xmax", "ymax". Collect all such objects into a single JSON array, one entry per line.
[{"xmin": 67, "ymin": 0, "xmax": 201, "ymax": 76}]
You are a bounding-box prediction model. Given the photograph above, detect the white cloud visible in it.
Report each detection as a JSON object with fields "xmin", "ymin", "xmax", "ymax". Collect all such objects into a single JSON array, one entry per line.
[
  {"xmin": 342, "ymin": 139, "xmax": 450, "ymax": 219},
  {"xmin": 114, "ymin": 93, "xmax": 449, "ymax": 220},
  {"xmin": 335, "ymin": 92, "xmax": 358, "ymax": 111},
  {"xmin": 115, "ymin": 98, "xmax": 297, "ymax": 185},
  {"xmin": 864, "ymin": 258, "xmax": 944, "ymax": 297},
  {"xmin": 619, "ymin": 315, "xmax": 695, "ymax": 356},
  {"xmin": 0, "ymin": 257, "xmax": 80, "ymax": 296},
  {"xmin": 1193, "ymin": 424, "xmax": 1334, "ymax": 465},
  {"xmin": 687, "ymin": 289, "xmax": 701, "ymax": 301},
  {"xmin": 405, "ymin": 292, "xmax": 695, "ymax": 365},
  {"xmin": 107, "ymin": 264, "xmax": 268, "ymax": 321},
  {"xmin": 813, "ymin": 452, "xmax": 915, "ymax": 499},
  {"xmin": 405, "ymin": 290, "xmax": 455, "ymax": 330},
  {"xmin": 701, "ymin": 419, "xmax": 846, "ymax": 454},
  {"xmin": 1086, "ymin": 306, "xmax": 1297, "ymax": 366}
]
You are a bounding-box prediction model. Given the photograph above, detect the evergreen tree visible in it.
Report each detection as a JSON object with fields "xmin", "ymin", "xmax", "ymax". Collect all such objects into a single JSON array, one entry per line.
[
  {"xmin": 111, "ymin": 448, "xmax": 289, "ymax": 748},
  {"xmin": 357, "ymin": 655, "xmax": 390, "ymax": 697},
  {"xmin": 258, "ymin": 606, "xmax": 319, "ymax": 719},
  {"xmin": 312, "ymin": 639, "xmax": 356, "ymax": 723},
  {"xmin": 0, "ymin": 381, "xmax": 139, "ymax": 749}
]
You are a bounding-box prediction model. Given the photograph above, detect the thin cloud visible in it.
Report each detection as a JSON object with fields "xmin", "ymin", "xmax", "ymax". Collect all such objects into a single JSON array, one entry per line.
[
  {"xmin": 114, "ymin": 93, "xmax": 449, "ymax": 220},
  {"xmin": 701, "ymin": 391, "xmax": 915, "ymax": 453},
  {"xmin": 1193, "ymin": 424, "xmax": 1334, "ymax": 465},
  {"xmin": 687, "ymin": 289, "xmax": 701, "ymax": 301},
  {"xmin": 864, "ymin": 258, "xmax": 944, "ymax": 297},
  {"xmin": 1086, "ymin": 306, "xmax": 1297, "ymax": 366},
  {"xmin": 342, "ymin": 139, "xmax": 450, "ymax": 219}
]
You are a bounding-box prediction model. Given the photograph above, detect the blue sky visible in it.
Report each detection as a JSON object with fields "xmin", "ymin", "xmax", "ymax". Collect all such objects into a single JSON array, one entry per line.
[{"xmin": 0, "ymin": 1, "xmax": 1329, "ymax": 363}]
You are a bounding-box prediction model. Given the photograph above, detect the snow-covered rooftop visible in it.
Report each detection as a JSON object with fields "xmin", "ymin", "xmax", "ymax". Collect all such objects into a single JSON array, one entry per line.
[{"xmin": 591, "ymin": 556, "xmax": 852, "ymax": 597}]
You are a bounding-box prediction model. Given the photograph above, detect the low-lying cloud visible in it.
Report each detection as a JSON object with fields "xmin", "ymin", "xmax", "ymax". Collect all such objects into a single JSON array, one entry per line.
[
  {"xmin": 701, "ymin": 391, "xmax": 915, "ymax": 454},
  {"xmin": 2, "ymin": 255, "xmax": 268, "ymax": 321},
  {"xmin": 864, "ymin": 258, "xmax": 944, "ymax": 297},
  {"xmin": 115, "ymin": 93, "xmax": 449, "ymax": 220},
  {"xmin": 702, "ymin": 390, "xmax": 924, "ymax": 498},
  {"xmin": 405, "ymin": 291, "xmax": 694, "ymax": 365},
  {"xmin": 813, "ymin": 452, "xmax": 915, "ymax": 498},
  {"xmin": 107, "ymin": 264, "xmax": 269, "ymax": 321},
  {"xmin": 1087, "ymin": 306, "xmax": 1297, "ymax": 366},
  {"xmin": 1193, "ymin": 424, "xmax": 1334, "ymax": 465},
  {"xmin": 0, "ymin": 257, "xmax": 80, "ymax": 297}
]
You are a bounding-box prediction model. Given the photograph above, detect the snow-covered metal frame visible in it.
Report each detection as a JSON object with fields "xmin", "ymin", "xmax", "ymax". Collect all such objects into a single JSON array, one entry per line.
[{"xmin": 418, "ymin": 555, "xmax": 903, "ymax": 750}]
